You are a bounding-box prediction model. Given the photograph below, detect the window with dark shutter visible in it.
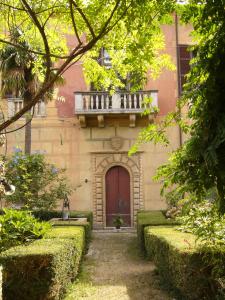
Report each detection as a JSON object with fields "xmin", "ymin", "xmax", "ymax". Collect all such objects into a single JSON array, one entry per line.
[{"xmin": 178, "ymin": 45, "xmax": 192, "ymax": 94}]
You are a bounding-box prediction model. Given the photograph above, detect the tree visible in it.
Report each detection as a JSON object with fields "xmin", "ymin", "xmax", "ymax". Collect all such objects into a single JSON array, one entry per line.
[
  {"xmin": 5, "ymin": 149, "xmax": 72, "ymax": 210},
  {"xmin": 0, "ymin": 29, "xmax": 38, "ymax": 154},
  {"xmin": 0, "ymin": 28, "xmax": 64, "ymax": 153},
  {"xmin": 146, "ymin": 1, "xmax": 225, "ymax": 214},
  {"xmin": 0, "ymin": 0, "xmax": 175, "ymax": 133}
]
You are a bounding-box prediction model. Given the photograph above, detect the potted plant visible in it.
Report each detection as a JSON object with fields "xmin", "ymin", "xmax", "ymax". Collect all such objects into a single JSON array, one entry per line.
[{"xmin": 113, "ymin": 215, "xmax": 124, "ymax": 230}]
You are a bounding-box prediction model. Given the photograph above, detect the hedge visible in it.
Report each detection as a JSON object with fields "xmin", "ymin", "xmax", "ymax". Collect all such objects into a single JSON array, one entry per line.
[
  {"xmin": 32, "ymin": 210, "xmax": 93, "ymax": 228},
  {"xmin": 144, "ymin": 226, "xmax": 225, "ymax": 299},
  {"xmin": 0, "ymin": 210, "xmax": 93, "ymax": 228},
  {"xmin": 137, "ymin": 211, "xmax": 179, "ymax": 250},
  {"xmin": 50, "ymin": 220, "xmax": 91, "ymax": 248},
  {"xmin": 0, "ymin": 226, "xmax": 85, "ymax": 300}
]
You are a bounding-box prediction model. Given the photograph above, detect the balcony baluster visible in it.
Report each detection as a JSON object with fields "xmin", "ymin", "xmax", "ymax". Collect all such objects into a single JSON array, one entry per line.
[{"xmin": 75, "ymin": 90, "xmax": 158, "ymax": 114}]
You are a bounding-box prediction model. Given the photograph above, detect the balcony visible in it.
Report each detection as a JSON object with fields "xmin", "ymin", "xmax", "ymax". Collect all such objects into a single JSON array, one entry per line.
[
  {"xmin": 7, "ymin": 97, "xmax": 46, "ymax": 118},
  {"xmin": 74, "ymin": 90, "xmax": 158, "ymax": 127}
]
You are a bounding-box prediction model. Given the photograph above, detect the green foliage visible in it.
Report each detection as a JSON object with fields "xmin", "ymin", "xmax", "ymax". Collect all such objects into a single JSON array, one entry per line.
[
  {"xmin": 136, "ymin": 210, "xmax": 179, "ymax": 250},
  {"xmin": 0, "ymin": 225, "xmax": 85, "ymax": 300},
  {"xmin": 129, "ymin": 110, "xmax": 182, "ymax": 156},
  {"xmin": 113, "ymin": 215, "xmax": 124, "ymax": 228},
  {"xmin": 129, "ymin": 123, "xmax": 169, "ymax": 156},
  {"xmin": 83, "ymin": 0, "xmax": 176, "ymax": 92},
  {"xmin": 129, "ymin": 1, "xmax": 225, "ymax": 216},
  {"xmin": 0, "ymin": 208, "xmax": 51, "ymax": 251},
  {"xmin": 153, "ymin": 146, "xmax": 210, "ymax": 206},
  {"xmin": 178, "ymin": 201, "xmax": 225, "ymax": 246},
  {"xmin": 5, "ymin": 150, "xmax": 72, "ymax": 210},
  {"xmin": 152, "ymin": 1, "xmax": 225, "ymax": 214},
  {"xmin": 144, "ymin": 226, "xmax": 225, "ymax": 299}
]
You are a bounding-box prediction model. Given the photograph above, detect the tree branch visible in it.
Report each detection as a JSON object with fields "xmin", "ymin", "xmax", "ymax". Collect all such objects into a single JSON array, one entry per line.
[
  {"xmin": 20, "ymin": 0, "xmax": 52, "ymax": 80},
  {"xmin": 0, "ymin": 2, "xmax": 25, "ymax": 11},
  {"xmin": 98, "ymin": 0, "xmax": 131, "ymax": 38},
  {"xmin": 71, "ymin": 0, "xmax": 96, "ymax": 39},
  {"xmin": 42, "ymin": 10, "xmax": 55, "ymax": 28},
  {"xmin": 61, "ymin": 52, "xmax": 85, "ymax": 75},
  {"xmin": 0, "ymin": 38, "xmax": 70, "ymax": 59},
  {"xmin": 3, "ymin": 108, "xmax": 34, "ymax": 134},
  {"xmin": 97, "ymin": 0, "xmax": 122, "ymax": 37},
  {"xmin": 69, "ymin": 0, "xmax": 82, "ymax": 44}
]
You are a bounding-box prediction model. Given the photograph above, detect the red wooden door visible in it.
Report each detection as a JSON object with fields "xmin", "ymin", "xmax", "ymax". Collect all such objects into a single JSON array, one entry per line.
[{"xmin": 106, "ymin": 166, "xmax": 131, "ymax": 227}]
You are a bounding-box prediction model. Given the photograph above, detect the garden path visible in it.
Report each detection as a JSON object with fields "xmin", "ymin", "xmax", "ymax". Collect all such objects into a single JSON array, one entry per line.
[{"xmin": 65, "ymin": 231, "xmax": 172, "ymax": 300}]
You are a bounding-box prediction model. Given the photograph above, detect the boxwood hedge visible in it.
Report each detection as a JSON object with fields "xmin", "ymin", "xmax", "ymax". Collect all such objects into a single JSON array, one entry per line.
[
  {"xmin": 0, "ymin": 226, "xmax": 86, "ymax": 300},
  {"xmin": 137, "ymin": 211, "xmax": 179, "ymax": 250},
  {"xmin": 50, "ymin": 220, "xmax": 91, "ymax": 248},
  {"xmin": 144, "ymin": 226, "xmax": 225, "ymax": 299}
]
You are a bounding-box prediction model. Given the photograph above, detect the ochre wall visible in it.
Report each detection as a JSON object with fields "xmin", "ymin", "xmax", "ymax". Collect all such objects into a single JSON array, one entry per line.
[{"xmin": 4, "ymin": 106, "xmax": 181, "ymax": 213}]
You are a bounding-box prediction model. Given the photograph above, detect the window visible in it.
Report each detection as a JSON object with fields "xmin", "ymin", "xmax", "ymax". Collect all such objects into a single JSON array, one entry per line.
[
  {"xmin": 8, "ymin": 98, "xmax": 46, "ymax": 118},
  {"xmin": 100, "ymin": 48, "xmax": 112, "ymax": 69},
  {"xmin": 178, "ymin": 45, "xmax": 193, "ymax": 94}
]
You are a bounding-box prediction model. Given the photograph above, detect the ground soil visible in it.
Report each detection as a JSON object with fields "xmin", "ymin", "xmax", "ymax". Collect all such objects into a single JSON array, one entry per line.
[{"xmin": 65, "ymin": 232, "xmax": 172, "ymax": 300}]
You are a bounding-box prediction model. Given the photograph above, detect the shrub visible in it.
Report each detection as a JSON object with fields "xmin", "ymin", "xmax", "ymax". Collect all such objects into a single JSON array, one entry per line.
[
  {"xmin": 50, "ymin": 221, "xmax": 91, "ymax": 248},
  {"xmin": 0, "ymin": 209, "xmax": 51, "ymax": 251},
  {"xmin": 178, "ymin": 201, "xmax": 225, "ymax": 245},
  {"xmin": 144, "ymin": 226, "xmax": 225, "ymax": 299},
  {"xmin": 137, "ymin": 210, "xmax": 179, "ymax": 250},
  {"xmin": 5, "ymin": 150, "xmax": 72, "ymax": 210},
  {"xmin": 0, "ymin": 226, "xmax": 85, "ymax": 300},
  {"xmin": 32, "ymin": 210, "xmax": 93, "ymax": 228}
]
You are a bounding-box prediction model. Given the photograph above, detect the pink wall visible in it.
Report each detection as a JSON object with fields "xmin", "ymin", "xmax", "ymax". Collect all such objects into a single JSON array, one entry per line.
[
  {"xmin": 146, "ymin": 23, "xmax": 178, "ymax": 117},
  {"xmin": 57, "ymin": 35, "xmax": 87, "ymax": 118},
  {"xmin": 57, "ymin": 20, "xmax": 190, "ymax": 118}
]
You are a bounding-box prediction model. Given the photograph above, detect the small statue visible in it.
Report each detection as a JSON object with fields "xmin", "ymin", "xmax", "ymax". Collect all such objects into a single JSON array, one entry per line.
[{"xmin": 62, "ymin": 194, "xmax": 70, "ymax": 220}]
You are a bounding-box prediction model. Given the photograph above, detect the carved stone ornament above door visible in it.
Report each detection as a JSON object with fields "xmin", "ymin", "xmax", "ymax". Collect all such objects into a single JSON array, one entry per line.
[{"xmin": 110, "ymin": 137, "xmax": 124, "ymax": 151}]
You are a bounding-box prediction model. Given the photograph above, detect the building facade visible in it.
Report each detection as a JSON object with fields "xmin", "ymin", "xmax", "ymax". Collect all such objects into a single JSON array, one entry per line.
[{"xmin": 2, "ymin": 20, "xmax": 193, "ymax": 228}]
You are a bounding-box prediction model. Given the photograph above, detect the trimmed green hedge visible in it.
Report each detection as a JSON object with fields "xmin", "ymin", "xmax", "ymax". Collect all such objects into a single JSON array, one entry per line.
[
  {"xmin": 50, "ymin": 220, "xmax": 91, "ymax": 248},
  {"xmin": 32, "ymin": 210, "xmax": 93, "ymax": 228},
  {"xmin": 144, "ymin": 226, "xmax": 225, "ymax": 299},
  {"xmin": 0, "ymin": 226, "xmax": 85, "ymax": 300},
  {"xmin": 137, "ymin": 211, "xmax": 179, "ymax": 250}
]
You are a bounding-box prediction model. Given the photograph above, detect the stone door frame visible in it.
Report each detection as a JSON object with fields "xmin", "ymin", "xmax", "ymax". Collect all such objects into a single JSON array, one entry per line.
[{"xmin": 91, "ymin": 152, "xmax": 143, "ymax": 228}]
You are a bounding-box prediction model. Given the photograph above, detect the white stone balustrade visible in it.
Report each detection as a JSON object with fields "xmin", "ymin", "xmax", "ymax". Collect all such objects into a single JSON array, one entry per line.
[
  {"xmin": 7, "ymin": 98, "xmax": 46, "ymax": 118},
  {"xmin": 74, "ymin": 91, "xmax": 158, "ymax": 114}
]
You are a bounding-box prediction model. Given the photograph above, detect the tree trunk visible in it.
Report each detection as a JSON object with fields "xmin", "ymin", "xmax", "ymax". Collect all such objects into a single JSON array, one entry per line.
[
  {"xmin": 216, "ymin": 177, "xmax": 225, "ymax": 215},
  {"xmin": 24, "ymin": 111, "xmax": 31, "ymax": 154},
  {"xmin": 24, "ymin": 90, "xmax": 32, "ymax": 155}
]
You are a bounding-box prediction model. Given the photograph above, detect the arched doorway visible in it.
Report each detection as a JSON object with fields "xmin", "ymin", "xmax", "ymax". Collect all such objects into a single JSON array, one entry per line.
[{"xmin": 105, "ymin": 166, "xmax": 131, "ymax": 227}]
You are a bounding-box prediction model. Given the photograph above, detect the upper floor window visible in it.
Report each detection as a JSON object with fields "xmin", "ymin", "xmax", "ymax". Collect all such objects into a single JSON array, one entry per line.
[
  {"xmin": 100, "ymin": 48, "xmax": 112, "ymax": 69},
  {"xmin": 178, "ymin": 45, "xmax": 193, "ymax": 94},
  {"xmin": 7, "ymin": 98, "xmax": 46, "ymax": 118},
  {"xmin": 91, "ymin": 48, "xmax": 143, "ymax": 92}
]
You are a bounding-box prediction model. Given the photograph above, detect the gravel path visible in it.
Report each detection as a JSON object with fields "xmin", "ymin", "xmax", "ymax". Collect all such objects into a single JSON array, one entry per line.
[{"xmin": 65, "ymin": 232, "xmax": 171, "ymax": 300}]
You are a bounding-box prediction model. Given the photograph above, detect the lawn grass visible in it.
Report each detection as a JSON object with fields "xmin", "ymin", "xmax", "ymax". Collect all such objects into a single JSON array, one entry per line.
[{"xmin": 64, "ymin": 257, "xmax": 97, "ymax": 300}]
